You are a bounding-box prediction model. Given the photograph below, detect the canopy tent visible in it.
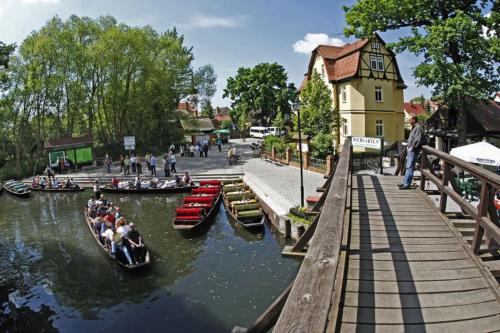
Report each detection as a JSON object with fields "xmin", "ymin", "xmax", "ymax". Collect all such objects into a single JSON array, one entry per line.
[
  {"xmin": 450, "ymin": 141, "xmax": 500, "ymax": 166},
  {"xmin": 213, "ymin": 129, "xmax": 230, "ymax": 135}
]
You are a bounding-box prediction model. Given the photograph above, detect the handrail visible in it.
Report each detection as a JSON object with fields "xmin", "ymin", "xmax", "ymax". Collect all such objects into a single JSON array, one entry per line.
[
  {"xmin": 420, "ymin": 145, "xmax": 500, "ymax": 254},
  {"xmin": 273, "ymin": 140, "xmax": 352, "ymax": 332}
]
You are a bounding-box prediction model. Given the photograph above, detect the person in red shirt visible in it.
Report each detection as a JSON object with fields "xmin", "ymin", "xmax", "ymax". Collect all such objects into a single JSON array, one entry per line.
[{"xmin": 111, "ymin": 176, "xmax": 120, "ymax": 188}]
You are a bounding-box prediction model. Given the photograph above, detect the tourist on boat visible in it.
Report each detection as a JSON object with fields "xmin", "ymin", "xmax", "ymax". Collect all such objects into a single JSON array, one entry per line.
[
  {"xmin": 52, "ymin": 177, "xmax": 60, "ymax": 189},
  {"xmin": 92, "ymin": 216, "xmax": 105, "ymax": 236},
  {"xmin": 107, "ymin": 202, "xmax": 117, "ymax": 215},
  {"xmin": 170, "ymin": 153, "xmax": 177, "ymax": 173},
  {"xmin": 160, "ymin": 178, "xmax": 176, "ymax": 188},
  {"xmin": 150, "ymin": 155, "xmax": 157, "ymax": 176},
  {"xmin": 127, "ymin": 223, "xmax": 144, "ymax": 261},
  {"xmin": 88, "ymin": 197, "xmax": 97, "ymax": 208},
  {"xmin": 39, "ymin": 177, "xmax": 47, "ymax": 190},
  {"xmin": 111, "ymin": 176, "xmax": 119, "ymax": 188},
  {"xmin": 94, "ymin": 180, "xmax": 101, "ymax": 199},
  {"xmin": 115, "ymin": 207, "xmax": 122, "ymax": 219},
  {"xmin": 32, "ymin": 177, "xmax": 38, "ymax": 188},
  {"xmin": 70, "ymin": 178, "xmax": 79, "ymax": 189},
  {"xmin": 97, "ymin": 194, "xmax": 108, "ymax": 207},
  {"xmin": 174, "ymin": 174, "xmax": 181, "ymax": 186},
  {"xmin": 163, "ymin": 155, "xmax": 171, "ymax": 177},
  {"xmin": 64, "ymin": 178, "xmax": 72, "ymax": 189},
  {"xmin": 182, "ymin": 172, "xmax": 193, "ymax": 186},
  {"xmin": 117, "ymin": 218, "xmax": 131, "ymax": 238},
  {"xmin": 134, "ymin": 177, "xmax": 141, "ymax": 189}
]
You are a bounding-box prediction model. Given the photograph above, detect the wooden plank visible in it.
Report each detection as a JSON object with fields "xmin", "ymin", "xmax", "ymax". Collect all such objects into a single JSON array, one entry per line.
[
  {"xmin": 350, "ymin": 230, "xmax": 453, "ymax": 238},
  {"xmin": 340, "ymin": 314, "xmax": 500, "ymax": 333},
  {"xmin": 353, "ymin": 207, "xmax": 432, "ymax": 212},
  {"xmin": 347, "ymin": 258, "xmax": 476, "ymax": 271},
  {"xmin": 349, "ymin": 243, "xmax": 464, "ymax": 252},
  {"xmin": 341, "ymin": 300, "xmax": 500, "ymax": 325},
  {"xmin": 352, "ymin": 211, "xmax": 441, "ymax": 217},
  {"xmin": 342, "ymin": 288, "xmax": 494, "ymax": 308},
  {"xmin": 346, "ymin": 267, "xmax": 482, "ymax": 282},
  {"xmin": 350, "ymin": 236, "xmax": 459, "ymax": 245},
  {"xmin": 350, "ymin": 224, "xmax": 449, "ymax": 232},
  {"xmin": 348, "ymin": 251, "xmax": 469, "ymax": 262},
  {"xmin": 273, "ymin": 140, "xmax": 351, "ymax": 333}
]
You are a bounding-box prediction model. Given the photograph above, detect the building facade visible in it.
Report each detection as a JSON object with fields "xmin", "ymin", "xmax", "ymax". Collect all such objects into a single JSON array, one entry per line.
[{"xmin": 301, "ymin": 34, "xmax": 406, "ymax": 150}]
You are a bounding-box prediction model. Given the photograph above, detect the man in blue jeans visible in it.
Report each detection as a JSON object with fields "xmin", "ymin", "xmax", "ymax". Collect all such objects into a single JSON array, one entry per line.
[{"xmin": 399, "ymin": 114, "xmax": 424, "ymax": 190}]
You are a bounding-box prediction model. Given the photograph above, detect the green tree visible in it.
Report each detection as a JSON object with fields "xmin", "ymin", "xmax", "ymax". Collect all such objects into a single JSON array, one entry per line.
[
  {"xmin": 223, "ymin": 63, "xmax": 297, "ymax": 126},
  {"xmin": 296, "ymin": 70, "xmax": 334, "ymax": 137},
  {"xmin": 201, "ymin": 100, "xmax": 214, "ymax": 118},
  {"xmin": 344, "ymin": 0, "xmax": 499, "ymax": 144},
  {"xmin": 310, "ymin": 132, "xmax": 334, "ymax": 159},
  {"xmin": 0, "ymin": 41, "xmax": 15, "ymax": 89},
  {"xmin": 194, "ymin": 64, "xmax": 217, "ymax": 110},
  {"xmin": 220, "ymin": 120, "xmax": 232, "ymax": 130}
]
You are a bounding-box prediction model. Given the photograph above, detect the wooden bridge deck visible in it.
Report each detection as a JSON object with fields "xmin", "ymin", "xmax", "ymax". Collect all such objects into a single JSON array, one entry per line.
[{"xmin": 338, "ymin": 175, "xmax": 500, "ymax": 332}]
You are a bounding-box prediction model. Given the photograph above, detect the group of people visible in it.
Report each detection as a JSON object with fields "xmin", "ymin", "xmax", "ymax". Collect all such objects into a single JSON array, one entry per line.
[
  {"xmin": 118, "ymin": 150, "xmax": 176, "ymax": 178},
  {"xmin": 32, "ymin": 175, "xmax": 80, "ymax": 190},
  {"xmin": 182, "ymin": 140, "xmax": 210, "ymax": 158},
  {"xmin": 86, "ymin": 195, "xmax": 145, "ymax": 266}
]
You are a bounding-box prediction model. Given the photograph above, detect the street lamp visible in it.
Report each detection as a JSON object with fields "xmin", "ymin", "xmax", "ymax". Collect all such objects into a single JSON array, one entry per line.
[{"xmin": 293, "ymin": 100, "xmax": 305, "ymax": 208}]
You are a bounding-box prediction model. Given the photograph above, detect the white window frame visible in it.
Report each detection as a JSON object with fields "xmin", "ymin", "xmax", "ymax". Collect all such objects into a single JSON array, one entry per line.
[
  {"xmin": 376, "ymin": 120, "xmax": 384, "ymax": 137},
  {"xmin": 375, "ymin": 86, "xmax": 383, "ymax": 102},
  {"xmin": 341, "ymin": 86, "xmax": 347, "ymax": 103},
  {"xmin": 370, "ymin": 55, "xmax": 384, "ymax": 71},
  {"xmin": 371, "ymin": 42, "xmax": 380, "ymax": 49},
  {"xmin": 342, "ymin": 123, "xmax": 348, "ymax": 135}
]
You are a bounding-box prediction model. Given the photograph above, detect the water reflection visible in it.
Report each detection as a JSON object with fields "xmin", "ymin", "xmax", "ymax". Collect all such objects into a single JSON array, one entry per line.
[{"xmin": 0, "ymin": 190, "xmax": 299, "ymax": 332}]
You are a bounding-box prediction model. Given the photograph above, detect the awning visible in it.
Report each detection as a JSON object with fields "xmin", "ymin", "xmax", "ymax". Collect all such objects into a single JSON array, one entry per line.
[
  {"xmin": 450, "ymin": 141, "xmax": 500, "ymax": 166},
  {"xmin": 213, "ymin": 129, "xmax": 230, "ymax": 135}
]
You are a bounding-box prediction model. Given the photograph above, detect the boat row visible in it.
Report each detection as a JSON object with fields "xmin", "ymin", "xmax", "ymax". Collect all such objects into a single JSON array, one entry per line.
[{"xmin": 2, "ymin": 180, "xmax": 32, "ymax": 198}]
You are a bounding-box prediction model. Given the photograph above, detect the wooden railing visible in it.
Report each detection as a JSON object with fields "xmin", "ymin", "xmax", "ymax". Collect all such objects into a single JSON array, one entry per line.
[
  {"xmin": 273, "ymin": 140, "xmax": 353, "ymax": 332},
  {"xmin": 420, "ymin": 145, "xmax": 500, "ymax": 253}
]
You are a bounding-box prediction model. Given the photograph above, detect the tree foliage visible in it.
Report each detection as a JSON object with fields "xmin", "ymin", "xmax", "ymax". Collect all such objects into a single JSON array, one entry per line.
[
  {"xmin": 296, "ymin": 70, "xmax": 334, "ymax": 136},
  {"xmin": 223, "ymin": 63, "xmax": 297, "ymax": 126},
  {"xmin": 0, "ymin": 15, "xmax": 214, "ymax": 176},
  {"xmin": 344, "ymin": 0, "xmax": 499, "ymax": 143}
]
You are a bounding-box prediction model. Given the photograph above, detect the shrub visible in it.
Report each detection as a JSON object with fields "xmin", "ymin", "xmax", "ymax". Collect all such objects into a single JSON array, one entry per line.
[{"xmin": 310, "ymin": 133, "xmax": 334, "ymax": 159}]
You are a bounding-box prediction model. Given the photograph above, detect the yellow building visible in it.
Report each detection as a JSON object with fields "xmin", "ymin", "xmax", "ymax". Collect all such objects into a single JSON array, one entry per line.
[{"xmin": 300, "ymin": 33, "xmax": 405, "ymax": 151}]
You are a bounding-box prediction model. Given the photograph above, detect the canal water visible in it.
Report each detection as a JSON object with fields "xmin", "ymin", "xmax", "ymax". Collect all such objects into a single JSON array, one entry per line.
[{"xmin": 0, "ymin": 190, "xmax": 299, "ymax": 332}]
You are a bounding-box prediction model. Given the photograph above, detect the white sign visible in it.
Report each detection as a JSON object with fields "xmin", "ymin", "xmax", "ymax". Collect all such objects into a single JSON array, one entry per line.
[
  {"xmin": 296, "ymin": 142, "xmax": 309, "ymax": 152},
  {"xmin": 352, "ymin": 136, "xmax": 382, "ymax": 150},
  {"xmin": 124, "ymin": 136, "xmax": 135, "ymax": 150}
]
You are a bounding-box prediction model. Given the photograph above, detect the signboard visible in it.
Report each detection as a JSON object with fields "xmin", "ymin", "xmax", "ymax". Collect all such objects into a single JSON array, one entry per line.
[
  {"xmin": 352, "ymin": 136, "xmax": 382, "ymax": 150},
  {"xmin": 124, "ymin": 136, "xmax": 135, "ymax": 150},
  {"xmin": 296, "ymin": 142, "xmax": 309, "ymax": 153}
]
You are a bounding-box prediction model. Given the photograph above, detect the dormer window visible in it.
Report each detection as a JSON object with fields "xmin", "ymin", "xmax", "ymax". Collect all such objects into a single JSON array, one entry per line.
[
  {"xmin": 370, "ymin": 55, "xmax": 384, "ymax": 71},
  {"xmin": 371, "ymin": 42, "xmax": 380, "ymax": 49}
]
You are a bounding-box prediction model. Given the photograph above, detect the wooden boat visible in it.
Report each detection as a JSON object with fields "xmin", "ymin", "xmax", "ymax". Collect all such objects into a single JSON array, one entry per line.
[
  {"xmin": 223, "ymin": 181, "xmax": 265, "ymax": 230},
  {"xmin": 83, "ymin": 211, "xmax": 151, "ymax": 270},
  {"xmin": 31, "ymin": 186, "xmax": 84, "ymax": 192},
  {"xmin": 101, "ymin": 184, "xmax": 196, "ymax": 194},
  {"xmin": 173, "ymin": 180, "xmax": 222, "ymax": 231},
  {"xmin": 3, "ymin": 180, "xmax": 31, "ymax": 198}
]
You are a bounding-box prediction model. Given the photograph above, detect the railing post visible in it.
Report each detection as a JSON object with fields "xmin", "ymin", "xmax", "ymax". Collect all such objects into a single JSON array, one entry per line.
[
  {"xmin": 303, "ymin": 151, "xmax": 310, "ymax": 170},
  {"xmin": 439, "ymin": 161, "xmax": 451, "ymax": 214},
  {"xmin": 472, "ymin": 182, "xmax": 489, "ymax": 254},
  {"xmin": 286, "ymin": 148, "xmax": 291, "ymax": 164},
  {"xmin": 326, "ymin": 155, "xmax": 334, "ymax": 175},
  {"xmin": 420, "ymin": 150, "xmax": 427, "ymax": 190}
]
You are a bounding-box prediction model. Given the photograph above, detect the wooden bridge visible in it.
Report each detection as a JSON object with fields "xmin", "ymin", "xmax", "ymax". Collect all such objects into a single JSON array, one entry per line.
[{"xmin": 235, "ymin": 140, "xmax": 500, "ymax": 332}]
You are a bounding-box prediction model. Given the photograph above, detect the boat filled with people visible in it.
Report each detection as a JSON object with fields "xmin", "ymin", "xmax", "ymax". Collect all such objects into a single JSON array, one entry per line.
[
  {"xmin": 84, "ymin": 196, "xmax": 151, "ymax": 270},
  {"xmin": 31, "ymin": 176, "xmax": 84, "ymax": 192},
  {"xmin": 222, "ymin": 179, "xmax": 265, "ymax": 230},
  {"xmin": 173, "ymin": 180, "xmax": 222, "ymax": 231},
  {"xmin": 102, "ymin": 173, "xmax": 196, "ymax": 194},
  {"xmin": 3, "ymin": 180, "xmax": 32, "ymax": 198}
]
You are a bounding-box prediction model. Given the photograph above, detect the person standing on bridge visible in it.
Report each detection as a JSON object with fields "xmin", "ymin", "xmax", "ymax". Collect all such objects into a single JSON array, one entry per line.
[{"xmin": 399, "ymin": 114, "xmax": 424, "ymax": 190}]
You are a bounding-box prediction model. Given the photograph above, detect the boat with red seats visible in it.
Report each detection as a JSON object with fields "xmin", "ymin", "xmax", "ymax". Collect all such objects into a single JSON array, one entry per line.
[{"xmin": 172, "ymin": 180, "xmax": 222, "ymax": 231}]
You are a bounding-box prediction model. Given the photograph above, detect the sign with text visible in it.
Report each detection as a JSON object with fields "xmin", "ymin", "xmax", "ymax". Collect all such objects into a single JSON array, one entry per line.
[
  {"xmin": 352, "ymin": 136, "xmax": 382, "ymax": 150},
  {"xmin": 124, "ymin": 136, "xmax": 135, "ymax": 150}
]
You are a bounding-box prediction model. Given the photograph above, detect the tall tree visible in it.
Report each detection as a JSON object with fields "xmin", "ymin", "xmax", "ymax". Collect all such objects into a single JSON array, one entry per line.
[
  {"xmin": 344, "ymin": 0, "xmax": 499, "ymax": 144},
  {"xmin": 223, "ymin": 63, "xmax": 297, "ymax": 126},
  {"xmin": 194, "ymin": 64, "xmax": 217, "ymax": 112},
  {"xmin": 297, "ymin": 70, "xmax": 334, "ymax": 137}
]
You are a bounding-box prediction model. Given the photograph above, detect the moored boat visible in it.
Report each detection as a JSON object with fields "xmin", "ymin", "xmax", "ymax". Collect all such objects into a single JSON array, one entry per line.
[
  {"xmin": 222, "ymin": 179, "xmax": 265, "ymax": 230},
  {"xmin": 31, "ymin": 186, "xmax": 84, "ymax": 192},
  {"xmin": 83, "ymin": 211, "xmax": 151, "ymax": 270},
  {"xmin": 3, "ymin": 180, "xmax": 31, "ymax": 198},
  {"xmin": 173, "ymin": 180, "xmax": 222, "ymax": 231},
  {"xmin": 101, "ymin": 184, "xmax": 195, "ymax": 194}
]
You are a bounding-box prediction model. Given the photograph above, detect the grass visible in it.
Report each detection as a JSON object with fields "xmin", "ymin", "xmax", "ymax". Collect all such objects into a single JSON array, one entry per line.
[{"xmin": 286, "ymin": 213, "xmax": 313, "ymax": 226}]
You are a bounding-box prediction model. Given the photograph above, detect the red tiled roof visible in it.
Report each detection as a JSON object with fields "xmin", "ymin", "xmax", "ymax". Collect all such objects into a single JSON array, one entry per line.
[
  {"xmin": 403, "ymin": 102, "xmax": 425, "ymax": 115},
  {"xmin": 315, "ymin": 38, "xmax": 369, "ymax": 60},
  {"xmin": 299, "ymin": 74, "xmax": 308, "ymax": 91},
  {"xmin": 214, "ymin": 115, "xmax": 231, "ymax": 122},
  {"xmin": 44, "ymin": 135, "xmax": 93, "ymax": 149},
  {"xmin": 325, "ymin": 53, "xmax": 360, "ymax": 81}
]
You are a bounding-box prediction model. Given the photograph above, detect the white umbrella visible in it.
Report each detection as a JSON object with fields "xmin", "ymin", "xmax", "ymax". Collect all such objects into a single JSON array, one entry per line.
[{"xmin": 450, "ymin": 141, "xmax": 500, "ymax": 166}]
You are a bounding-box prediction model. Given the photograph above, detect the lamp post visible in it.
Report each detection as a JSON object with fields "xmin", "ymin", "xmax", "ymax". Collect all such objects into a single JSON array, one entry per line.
[{"xmin": 294, "ymin": 101, "xmax": 305, "ymax": 208}]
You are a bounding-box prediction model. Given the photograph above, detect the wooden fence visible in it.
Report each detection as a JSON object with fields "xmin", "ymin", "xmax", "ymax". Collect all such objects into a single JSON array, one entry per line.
[{"xmin": 420, "ymin": 145, "xmax": 500, "ymax": 253}]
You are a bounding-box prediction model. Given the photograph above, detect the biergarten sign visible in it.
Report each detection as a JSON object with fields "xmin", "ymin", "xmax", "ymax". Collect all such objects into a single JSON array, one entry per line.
[{"xmin": 351, "ymin": 136, "xmax": 382, "ymax": 150}]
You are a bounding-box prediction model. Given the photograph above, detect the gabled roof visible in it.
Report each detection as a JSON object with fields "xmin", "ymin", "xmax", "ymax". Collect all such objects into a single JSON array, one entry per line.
[
  {"xmin": 403, "ymin": 102, "xmax": 425, "ymax": 115},
  {"xmin": 471, "ymin": 99, "xmax": 500, "ymax": 133},
  {"xmin": 180, "ymin": 117, "xmax": 215, "ymax": 133},
  {"xmin": 44, "ymin": 135, "xmax": 93, "ymax": 149}
]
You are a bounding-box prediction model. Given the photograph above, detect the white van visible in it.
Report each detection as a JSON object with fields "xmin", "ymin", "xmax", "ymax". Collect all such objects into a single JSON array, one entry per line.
[
  {"xmin": 250, "ymin": 126, "xmax": 270, "ymax": 138},
  {"xmin": 266, "ymin": 127, "xmax": 282, "ymax": 137}
]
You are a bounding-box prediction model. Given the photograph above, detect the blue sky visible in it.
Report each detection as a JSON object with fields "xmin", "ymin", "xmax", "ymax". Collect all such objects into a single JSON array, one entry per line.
[{"xmin": 0, "ymin": 0, "xmax": 431, "ymax": 107}]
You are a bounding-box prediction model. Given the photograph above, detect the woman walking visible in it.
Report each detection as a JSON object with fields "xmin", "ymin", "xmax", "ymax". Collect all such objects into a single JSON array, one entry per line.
[{"xmin": 170, "ymin": 153, "xmax": 177, "ymax": 173}]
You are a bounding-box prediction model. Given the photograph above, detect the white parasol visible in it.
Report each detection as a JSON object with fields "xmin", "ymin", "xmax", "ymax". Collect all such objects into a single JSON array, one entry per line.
[{"xmin": 450, "ymin": 141, "xmax": 500, "ymax": 166}]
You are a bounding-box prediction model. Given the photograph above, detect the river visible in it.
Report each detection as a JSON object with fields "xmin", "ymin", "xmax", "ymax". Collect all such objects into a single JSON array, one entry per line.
[{"xmin": 0, "ymin": 190, "xmax": 299, "ymax": 332}]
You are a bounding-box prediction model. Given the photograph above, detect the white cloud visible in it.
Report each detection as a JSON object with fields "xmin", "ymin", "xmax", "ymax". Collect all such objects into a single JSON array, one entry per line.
[
  {"xmin": 482, "ymin": 12, "xmax": 495, "ymax": 39},
  {"xmin": 182, "ymin": 14, "xmax": 246, "ymax": 29},
  {"xmin": 293, "ymin": 33, "xmax": 346, "ymax": 54},
  {"xmin": 22, "ymin": 0, "xmax": 59, "ymax": 3}
]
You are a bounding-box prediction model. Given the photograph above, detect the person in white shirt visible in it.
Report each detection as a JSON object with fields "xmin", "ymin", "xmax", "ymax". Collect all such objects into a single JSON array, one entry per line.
[{"xmin": 170, "ymin": 153, "xmax": 177, "ymax": 173}]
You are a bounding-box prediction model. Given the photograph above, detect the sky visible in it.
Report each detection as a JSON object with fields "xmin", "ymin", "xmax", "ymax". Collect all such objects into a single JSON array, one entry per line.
[{"xmin": 0, "ymin": 0, "xmax": 431, "ymax": 107}]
